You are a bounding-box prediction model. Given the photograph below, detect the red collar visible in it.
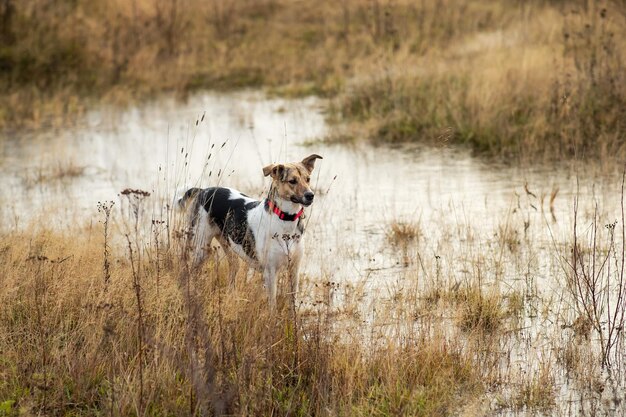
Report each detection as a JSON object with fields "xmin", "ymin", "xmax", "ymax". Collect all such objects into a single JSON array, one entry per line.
[{"xmin": 264, "ymin": 199, "xmax": 304, "ymax": 221}]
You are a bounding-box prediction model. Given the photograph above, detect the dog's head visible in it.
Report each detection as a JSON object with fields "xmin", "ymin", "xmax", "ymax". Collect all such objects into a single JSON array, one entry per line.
[{"xmin": 263, "ymin": 154, "xmax": 323, "ymax": 206}]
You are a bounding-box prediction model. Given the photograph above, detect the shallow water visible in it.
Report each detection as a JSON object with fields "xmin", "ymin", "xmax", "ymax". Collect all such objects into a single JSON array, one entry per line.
[
  {"xmin": 1, "ymin": 91, "xmax": 625, "ymax": 415},
  {"xmin": 0, "ymin": 92, "xmax": 614, "ymax": 282},
  {"xmin": 0, "ymin": 92, "xmax": 590, "ymax": 270}
]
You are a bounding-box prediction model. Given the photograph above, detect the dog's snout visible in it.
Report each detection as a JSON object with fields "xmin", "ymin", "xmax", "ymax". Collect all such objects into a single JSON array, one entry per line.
[{"xmin": 304, "ymin": 191, "xmax": 314, "ymax": 202}]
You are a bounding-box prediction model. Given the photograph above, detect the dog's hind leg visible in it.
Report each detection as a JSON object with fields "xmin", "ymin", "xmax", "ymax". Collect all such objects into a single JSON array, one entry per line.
[
  {"xmin": 244, "ymin": 267, "xmax": 256, "ymax": 283},
  {"xmin": 225, "ymin": 251, "xmax": 240, "ymax": 287}
]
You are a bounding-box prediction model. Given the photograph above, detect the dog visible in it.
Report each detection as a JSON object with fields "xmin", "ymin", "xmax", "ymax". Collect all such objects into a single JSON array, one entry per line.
[{"xmin": 178, "ymin": 154, "xmax": 323, "ymax": 307}]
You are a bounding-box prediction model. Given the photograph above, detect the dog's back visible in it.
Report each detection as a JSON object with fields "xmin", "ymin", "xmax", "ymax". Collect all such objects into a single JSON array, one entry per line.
[{"xmin": 179, "ymin": 187, "xmax": 260, "ymax": 260}]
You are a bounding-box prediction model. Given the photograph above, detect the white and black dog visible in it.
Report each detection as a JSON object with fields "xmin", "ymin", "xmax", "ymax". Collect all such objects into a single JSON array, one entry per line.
[{"xmin": 179, "ymin": 154, "xmax": 322, "ymax": 307}]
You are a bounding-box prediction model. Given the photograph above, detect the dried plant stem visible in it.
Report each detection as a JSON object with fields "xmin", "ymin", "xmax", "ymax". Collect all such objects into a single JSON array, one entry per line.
[
  {"xmin": 126, "ymin": 233, "xmax": 145, "ymax": 415},
  {"xmin": 570, "ymin": 169, "xmax": 626, "ymax": 367}
]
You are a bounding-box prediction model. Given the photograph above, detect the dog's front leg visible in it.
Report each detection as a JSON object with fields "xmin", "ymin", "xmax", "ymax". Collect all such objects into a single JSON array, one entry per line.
[
  {"xmin": 263, "ymin": 267, "xmax": 277, "ymax": 309},
  {"xmin": 190, "ymin": 239, "xmax": 209, "ymax": 270},
  {"xmin": 189, "ymin": 217, "xmax": 215, "ymax": 270},
  {"xmin": 288, "ymin": 259, "xmax": 301, "ymax": 306}
]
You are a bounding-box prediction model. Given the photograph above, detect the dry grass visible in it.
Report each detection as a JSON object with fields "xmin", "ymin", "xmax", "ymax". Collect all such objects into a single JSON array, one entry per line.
[
  {"xmin": 387, "ymin": 221, "xmax": 421, "ymax": 247},
  {"xmin": 456, "ymin": 285, "xmax": 505, "ymax": 333},
  {"xmin": 19, "ymin": 161, "xmax": 86, "ymax": 188},
  {"xmin": 2, "ymin": 0, "xmax": 625, "ymax": 161},
  {"xmin": 496, "ymin": 222, "xmax": 520, "ymax": 253},
  {"xmin": 0, "ymin": 220, "xmax": 485, "ymax": 416},
  {"xmin": 329, "ymin": 1, "xmax": 626, "ymax": 160},
  {"xmin": 511, "ymin": 362, "xmax": 556, "ymax": 412},
  {"xmin": 3, "ymin": 176, "xmax": 626, "ymax": 414},
  {"xmin": 387, "ymin": 220, "xmax": 421, "ymax": 267}
]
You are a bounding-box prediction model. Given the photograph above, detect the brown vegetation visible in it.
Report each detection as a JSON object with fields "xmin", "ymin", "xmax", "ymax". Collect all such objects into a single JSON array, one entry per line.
[
  {"xmin": 0, "ymin": 221, "xmax": 486, "ymax": 416},
  {"xmin": 19, "ymin": 160, "xmax": 86, "ymax": 188},
  {"xmin": 2, "ymin": 173, "xmax": 626, "ymax": 414},
  {"xmin": 331, "ymin": 1, "xmax": 626, "ymax": 160},
  {"xmin": 1, "ymin": 0, "xmax": 625, "ymax": 161}
]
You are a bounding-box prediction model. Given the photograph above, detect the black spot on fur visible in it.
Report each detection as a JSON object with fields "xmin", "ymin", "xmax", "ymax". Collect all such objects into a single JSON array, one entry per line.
[{"xmin": 197, "ymin": 187, "xmax": 260, "ymax": 260}]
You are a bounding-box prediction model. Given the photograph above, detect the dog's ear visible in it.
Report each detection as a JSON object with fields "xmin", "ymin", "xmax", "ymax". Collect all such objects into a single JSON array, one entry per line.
[
  {"xmin": 262, "ymin": 164, "xmax": 275, "ymax": 177},
  {"xmin": 301, "ymin": 154, "xmax": 323, "ymax": 172},
  {"xmin": 262, "ymin": 163, "xmax": 285, "ymax": 179}
]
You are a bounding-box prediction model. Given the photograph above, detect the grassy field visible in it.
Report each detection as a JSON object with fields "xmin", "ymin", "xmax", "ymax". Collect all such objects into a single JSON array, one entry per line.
[
  {"xmin": 1, "ymin": 0, "xmax": 625, "ymax": 160},
  {"xmin": 329, "ymin": 1, "xmax": 626, "ymax": 160},
  {"xmin": 0, "ymin": 209, "xmax": 487, "ymax": 416},
  {"xmin": 2, "ymin": 179, "xmax": 626, "ymax": 415}
]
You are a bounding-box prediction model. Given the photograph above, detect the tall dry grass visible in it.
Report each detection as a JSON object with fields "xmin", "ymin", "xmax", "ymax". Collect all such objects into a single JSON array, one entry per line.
[
  {"xmin": 5, "ymin": 172, "xmax": 626, "ymax": 414},
  {"xmin": 332, "ymin": 1, "xmax": 626, "ymax": 160},
  {"xmin": 564, "ymin": 172, "xmax": 626, "ymax": 368},
  {"xmin": 0, "ymin": 212, "xmax": 486, "ymax": 416},
  {"xmin": 3, "ymin": 0, "xmax": 625, "ymax": 161}
]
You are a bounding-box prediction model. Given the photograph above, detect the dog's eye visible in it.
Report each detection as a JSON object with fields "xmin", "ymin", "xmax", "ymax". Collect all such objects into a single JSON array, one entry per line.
[
  {"xmin": 288, "ymin": 179, "xmax": 297, "ymax": 185},
  {"xmin": 306, "ymin": 177, "xmax": 310, "ymax": 183}
]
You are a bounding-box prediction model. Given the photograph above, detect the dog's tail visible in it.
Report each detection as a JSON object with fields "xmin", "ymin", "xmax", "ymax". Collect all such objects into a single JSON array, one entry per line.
[{"xmin": 177, "ymin": 187, "xmax": 202, "ymax": 210}]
